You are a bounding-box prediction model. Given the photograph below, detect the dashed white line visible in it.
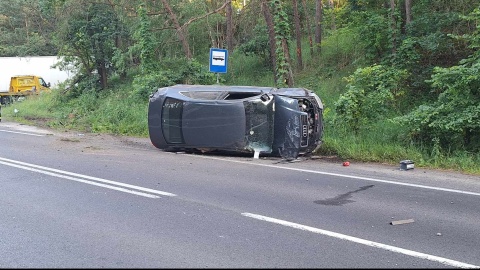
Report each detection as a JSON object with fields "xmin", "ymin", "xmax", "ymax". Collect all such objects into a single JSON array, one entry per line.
[
  {"xmin": 242, "ymin": 212, "xmax": 479, "ymax": 269},
  {"xmin": 3, "ymin": 152, "xmax": 478, "ymax": 267}
]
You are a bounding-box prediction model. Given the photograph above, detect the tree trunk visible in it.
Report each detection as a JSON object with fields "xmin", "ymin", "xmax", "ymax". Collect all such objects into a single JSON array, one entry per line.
[
  {"xmin": 160, "ymin": 0, "xmax": 192, "ymax": 59},
  {"xmin": 315, "ymin": 0, "xmax": 323, "ymax": 50},
  {"xmin": 270, "ymin": 0, "xmax": 294, "ymax": 87},
  {"xmin": 302, "ymin": 0, "xmax": 314, "ymax": 57},
  {"xmin": 281, "ymin": 38, "xmax": 294, "ymax": 87},
  {"xmin": 261, "ymin": 0, "xmax": 278, "ymax": 84},
  {"xmin": 293, "ymin": 0, "xmax": 303, "ymax": 70},
  {"xmin": 97, "ymin": 61, "xmax": 108, "ymax": 89},
  {"xmin": 405, "ymin": 0, "xmax": 412, "ymax": 25},
  {"xmin": 390, "ymin": 0, "xmax": 397, "ymax": 54},
  {"xmin": 226, "ymin": 0, "xmax": 233, "ymax": 51}
]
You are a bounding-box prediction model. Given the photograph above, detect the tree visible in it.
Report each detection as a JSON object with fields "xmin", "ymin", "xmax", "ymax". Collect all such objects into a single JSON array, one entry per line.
[
  {"xmin": 136, "ymin": 4, "xmax": 157, "ymax": 73},
  {"xmin": 270, "ymin": 0, "xmax": 294, "ymax": 87},
  {"xmin": 315, "ymin": 0, "xmax": 323, "ymax": 48},
  {"xmin": 328, "ymin": 0, "xmax": 335, "ymax": 31},
  {"xmin": 292, "ymin": 0, "xmax": 303, "ymax": 70},
  {"xmin": 390, "ymin": 0, "xmax": 397, "ymax": 54},
  {"xmin": 301, "ymin": 0, "xmax": 314, "ymax": 56},
  {"xmin": 160, "ymin": 0, "xmax": 192, "ymax": 59},
  {"xmin": 0, "ymin": 0, "xmax": 57, "ymax": 56},
  {"xmin": 226, "ymin": 0, "xmax": 234, "ymax": 51},
  {"xmin": 55, "ymin": 0, "xmax": 123, "ymax": 89},
  {"xmin": 395, "ymin": 7, "xmax": 480, "ymax": 152},
  {"xmin": 405, "ymin": 0, "xmax": 412, "ymax": 25},
  {"xmin": 261, "ymin": 0, "xmax": 278, "ymax": 84}
]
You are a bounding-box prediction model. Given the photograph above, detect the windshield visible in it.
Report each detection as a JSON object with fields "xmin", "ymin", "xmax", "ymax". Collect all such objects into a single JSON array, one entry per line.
[{"xmin": 39, "ymin": 78, "xmax": 48, "ymax": 87}]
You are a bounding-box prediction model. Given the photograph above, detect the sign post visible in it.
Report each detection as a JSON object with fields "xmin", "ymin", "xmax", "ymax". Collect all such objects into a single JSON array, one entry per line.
[{"xmin": 209, "ymin": 48, "xmax": 228, "ymax": 84}]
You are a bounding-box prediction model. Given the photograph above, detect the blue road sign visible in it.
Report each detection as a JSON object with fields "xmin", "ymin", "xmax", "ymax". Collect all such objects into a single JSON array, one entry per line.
[{"xmin": 209, "ymin": 48, "xmax": 228, "ymax": 73}]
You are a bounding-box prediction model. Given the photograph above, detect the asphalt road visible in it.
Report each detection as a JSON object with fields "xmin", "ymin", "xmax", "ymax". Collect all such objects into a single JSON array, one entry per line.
[{"xmin": 1, "ymin": 121, "xmax": 479, "ymax": 268}]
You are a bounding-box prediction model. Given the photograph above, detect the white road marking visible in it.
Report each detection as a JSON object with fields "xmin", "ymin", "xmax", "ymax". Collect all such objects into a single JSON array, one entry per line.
[
  {"xmin": 242, "ymin": 212, "xmax": 479, "ymax": 269},
  {"xmin": 0, "ymin": 129, "xmax": 46, "ymax": 137},
  {"xmin": 0, "ymin": 157, "xmax": 177, "ymax": 198},
  {"xmin": 2, "ymin": 150, "xmax": 477, "ymax": 266},
  {"xmin": 190, "ymin": 154, "xmax": 480, "ymax": 197}
]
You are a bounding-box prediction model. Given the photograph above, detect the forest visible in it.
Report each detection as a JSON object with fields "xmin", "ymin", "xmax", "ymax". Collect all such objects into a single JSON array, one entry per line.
[{"xmin": 0, "ymin": 0, "xmax": 479, "ymax": 174}]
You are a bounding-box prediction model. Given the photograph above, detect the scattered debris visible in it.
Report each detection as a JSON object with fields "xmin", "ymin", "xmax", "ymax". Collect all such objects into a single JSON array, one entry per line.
[
  {"xmin": 390, "ymin": 218, "xmax": 415, "ymax": 225},
  {"xmin": 400, "ymin": 160, "xmax": 415, "ymax": 170},
  {"xmin": 437, "ymin": 233, "xmax": 442, "ymax": 236},
  {"xmin": 343, "ymin": 161, "xmax": 350, "ymax": 166}
]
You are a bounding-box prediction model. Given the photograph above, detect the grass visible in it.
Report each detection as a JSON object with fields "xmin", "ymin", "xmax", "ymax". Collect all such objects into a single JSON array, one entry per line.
[
  {"xmin": 1, "ymin": 42, "xmax": 479, "ymax": 176},
  {"xmin": 3, "ymin": 81, "xmax": 479, "ymax": 176}
]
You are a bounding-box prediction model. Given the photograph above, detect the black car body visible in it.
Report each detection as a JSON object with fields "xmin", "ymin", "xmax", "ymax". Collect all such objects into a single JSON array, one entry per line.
[{"xmin": 148, "ymin": 84, "xmax": 323, "ymax": 159}]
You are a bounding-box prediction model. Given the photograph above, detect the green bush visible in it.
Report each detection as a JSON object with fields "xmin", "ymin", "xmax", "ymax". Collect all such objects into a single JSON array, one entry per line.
[
  {"xmin": 334, "ymin": 64, "xmax": 409, "ymax": 133},
  {"xmin": 132, "ymin": 71, "xmax": 175, "ymax": 101}
]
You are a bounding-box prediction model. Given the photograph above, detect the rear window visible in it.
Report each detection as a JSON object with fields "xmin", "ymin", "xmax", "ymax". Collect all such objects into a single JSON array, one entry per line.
[{"xmin": 162, "ymin": 98, "xmax": 184, "ymax": 144}]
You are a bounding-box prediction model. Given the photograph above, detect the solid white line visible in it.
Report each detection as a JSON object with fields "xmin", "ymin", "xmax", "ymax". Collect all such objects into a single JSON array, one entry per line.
[
  {"xmin": 0, "ymin": 157, "xmax": 177, "ymax": 198},
  {"xmin": 0, "ymin": 129, "xmax": 46, "ymax": 136},
  {"xmin": 189, "ymin": 154, "xmax": 480, "ymax": 197},
  {"xmin": 0, "ymin": 160, "xmax": 159, "ymax": 198},
  {"xmin": 0, "ymin": 157, "xmax": 176, "ymax": 197},
  {"xmin": 242, "ymin": 212, "xmax": 479, "ymax": 269}
]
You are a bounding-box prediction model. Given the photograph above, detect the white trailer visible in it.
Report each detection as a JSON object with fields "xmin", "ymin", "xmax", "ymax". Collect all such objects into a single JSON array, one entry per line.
[{"xmin": 0, "ymin": 56, "xmax": 74, "ymax": 92}]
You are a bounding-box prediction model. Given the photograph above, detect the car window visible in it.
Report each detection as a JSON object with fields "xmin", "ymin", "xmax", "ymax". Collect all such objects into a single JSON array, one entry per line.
[{"xmin": 162, "ymin": 98, "xmax": 184, "ymax": 144}]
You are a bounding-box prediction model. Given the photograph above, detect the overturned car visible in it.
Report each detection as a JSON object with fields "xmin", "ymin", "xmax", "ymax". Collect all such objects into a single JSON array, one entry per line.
[{"xmin": 148, "ymin": 84, "xmax": 323, "ymax": 160}]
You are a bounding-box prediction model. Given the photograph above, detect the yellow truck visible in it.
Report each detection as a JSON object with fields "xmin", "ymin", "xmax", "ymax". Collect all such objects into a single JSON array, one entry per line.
[{"xmin": 0, "ymin": 75, "xmax": 51, "ymax": 105}]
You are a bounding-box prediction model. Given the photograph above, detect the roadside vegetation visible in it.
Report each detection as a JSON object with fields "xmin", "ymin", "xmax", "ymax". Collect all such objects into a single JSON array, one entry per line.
[{"xmin": 1, "ymin": 0, "xmax": 479, "ymax": 175}]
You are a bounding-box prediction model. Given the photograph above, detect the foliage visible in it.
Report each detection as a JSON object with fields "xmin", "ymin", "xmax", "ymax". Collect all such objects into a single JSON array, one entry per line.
[
  {"xmin": 173, "ymin": 58, "xmax": 218, "ymax": 85},
  {"xmin": 136, "ymin": 4, "xmax": 157, "ymax": 73},
  {"xmin": 87, "ymin": 90, "xmax": 148, "ymax": 136},
  {"xmin": 394, "ymin": 60, "xmax": 480, "ymax": 153},
  {"xmin": 131, "ymin": 71, "xmax": 175, "ymax": 101},
  {"xmin": 334, "ymin": 65, "xmax": 408, "ymax": 133},
  {"xmin": 225, "ymin": 52, "xmax": 275, "ymax": 86},
  {"xmin": 54, "ymin": 0, "xmax": 124, "ymax": 89},
  {"xmin": 132, "ymin": 58, "xmax": 217, "ymax": 101},
  {"xmin": 64, "ymin": 73, "xmax": 102, "ymax": 99},
  {"xmin": 390, "ymin": 11, "xmax": 473, "ymax": 97},
  {"xmin": 1, "ymin": 0, "xmax": 480, "ymax": 174},
  {"xmin": 394, "ymin": 7, "xmax": 480, "ymax": 153},
  {"xmin": 319, "ymin": 120, "xmax": 423, "ymax": 163},
  {"xmin": 317, "ymin": 27, "xmax": 366, "ymax": 72},
  {"xmin": 0, "ymin": 0, "xmax": 57, "ymax": 56},
  {"xmin": 347, "ymin": 10, "xmax": 391, "ymax": 63},
  {"xmin": 269, "ymin": 0, "xmax": 292, "ymax": 87},
  {"xmin": 237, "ymin": 24, "xmax": 271, "ymax": 65}
]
